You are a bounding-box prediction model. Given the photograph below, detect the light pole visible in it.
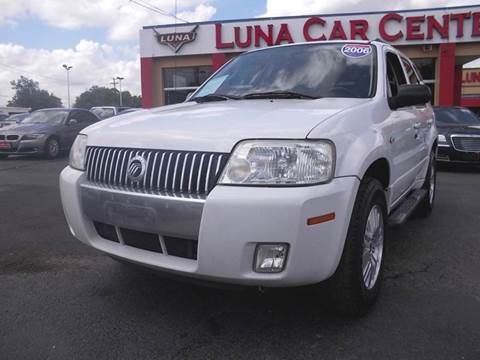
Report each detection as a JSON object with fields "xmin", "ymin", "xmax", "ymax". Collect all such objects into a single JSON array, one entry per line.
[
  {"xmin": 116, "ymin": 76, "xmax": 124, "ymax": 106},
  {"xmin": 62, "ymin": 64, "xmax": 73, "ymax": 108}
]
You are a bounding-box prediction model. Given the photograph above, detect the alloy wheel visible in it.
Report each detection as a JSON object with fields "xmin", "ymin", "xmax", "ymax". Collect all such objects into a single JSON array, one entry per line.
[
  {"xmin": 362, "ymin": 205, "xmax": 384, "ymax": 290},
  {"xmin": 48, "ymin": 139, "xmax": 59, "ymax": 158}
]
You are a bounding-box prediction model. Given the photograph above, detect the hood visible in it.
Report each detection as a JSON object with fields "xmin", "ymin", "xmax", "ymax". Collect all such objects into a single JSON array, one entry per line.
[
  {"xmin": 85, "ymin": 98, "xmax": 367, "ymax": 152},
  {"xmin": 0, "ymin": 122, "xmax": 57, "ymax": 135},
  {"xmin": 437, "ymin": 124, "xmax": 480, "ymax": 136},
  {"xmin": 0, "ymin": 122, "xmax": 16, "ymax": 129}
]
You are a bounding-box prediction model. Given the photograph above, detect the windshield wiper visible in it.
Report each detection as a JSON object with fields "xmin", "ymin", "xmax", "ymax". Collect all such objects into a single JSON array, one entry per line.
[
  {"xmin": 241, "ymin": 91, "xmax": 319, "ymax": 100},
  {"xmin": 192, "ymin": 94, "xmax": 240, "ymax": 103}
]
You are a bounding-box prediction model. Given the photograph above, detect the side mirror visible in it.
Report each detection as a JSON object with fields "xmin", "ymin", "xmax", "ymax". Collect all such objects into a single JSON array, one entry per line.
[
  {"xmin": 68, "ymin": 119, "xmax": 78, "ymax": 126},
  {"xmin": 389, "ymin": 84, "xmax": 431, "ymax": 110}
]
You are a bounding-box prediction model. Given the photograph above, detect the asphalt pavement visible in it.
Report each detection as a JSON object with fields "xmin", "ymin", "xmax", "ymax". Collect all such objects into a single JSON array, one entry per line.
[{"xmin": 0, "ymin": 156, "xmax": 479, "ymax": 360}]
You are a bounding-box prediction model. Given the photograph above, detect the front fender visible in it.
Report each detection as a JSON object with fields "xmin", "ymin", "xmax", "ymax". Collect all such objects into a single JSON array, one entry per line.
[{"xmin": 308, "ymin": 101, "xmax": 391, "ymax": 182}]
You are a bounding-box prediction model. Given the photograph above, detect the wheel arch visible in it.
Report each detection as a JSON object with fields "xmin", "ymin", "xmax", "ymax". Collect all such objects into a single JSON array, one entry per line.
[
  {"xmin": 46, "ymin": 133, "xmax": 64, "ymax": 148},
  {"xmin": 46, "ymin": 133, "xmax": 60, "ymax": 142},
  {"xmin": 361, "ymin": 158, "xmax": 390, "ymax": 190}
]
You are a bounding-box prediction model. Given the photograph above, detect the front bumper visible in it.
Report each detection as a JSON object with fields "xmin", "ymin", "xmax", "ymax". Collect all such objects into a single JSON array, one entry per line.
[
  {"xmin": 0, "ymin": 138, "xmax": 46, "ymax": 155},
  {"xmin": 437, "ymin": 145, "xmax": 480, "ymax": 164},
  {"xmin": 60, "ymin": 166, "xmax": 359, "ymax": 287}
]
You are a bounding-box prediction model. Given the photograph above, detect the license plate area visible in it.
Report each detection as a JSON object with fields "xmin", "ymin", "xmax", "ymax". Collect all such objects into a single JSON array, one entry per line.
[
  {"xmin": 0, "ymin": 141, "xmax": 11, "ymax": 149},
  {"xmin": 80, "ymin": 184, "xmax": 204, "ymax": 240}
]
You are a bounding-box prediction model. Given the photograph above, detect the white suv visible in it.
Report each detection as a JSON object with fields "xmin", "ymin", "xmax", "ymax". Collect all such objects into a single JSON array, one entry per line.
[{"xmin": 61, "ymin": 41, "xmax": 437, "ymax": 315}]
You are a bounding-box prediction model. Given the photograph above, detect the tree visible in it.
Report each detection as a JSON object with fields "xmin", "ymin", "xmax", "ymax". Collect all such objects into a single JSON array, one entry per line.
[
  {"xmin": 7, "ymin": 76, "xmax": 62, "ymax": 110},
  {"xmin": 74, "ymin": 86, "xmax": 142, "ymax": 109},
  {"xmin": 122, "ymin": 93, "xmax": 142, "ymax": 108}
]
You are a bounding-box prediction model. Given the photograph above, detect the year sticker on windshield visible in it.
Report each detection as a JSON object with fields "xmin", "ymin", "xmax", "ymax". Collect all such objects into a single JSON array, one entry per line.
[{"xmin": 341, "ymin": 44, "xmax": 372, "ymax": 58}]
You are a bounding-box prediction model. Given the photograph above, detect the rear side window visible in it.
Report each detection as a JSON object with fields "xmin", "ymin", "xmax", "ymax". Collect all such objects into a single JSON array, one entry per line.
[
  {"xmin": 386, "ymin": 52, "xmax": 407, "ymax": 98},
  {"xmin": 80, "ymin": 111, "xmax": 99, "ymax": 123},
  {"xmin": 68, "ymin": 110, "xmax": 84, "ymax": 123},
  {"xmin": 401, "ymin": 57, "xmax": 420, "ymax": 84},
  {"xmin": 69, "ymin": 110, "xmax": 98, "ymax": 123}
]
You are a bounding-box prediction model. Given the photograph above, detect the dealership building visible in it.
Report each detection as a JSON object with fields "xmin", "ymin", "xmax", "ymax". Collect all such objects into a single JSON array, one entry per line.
[{"xmin": 139, "ymin": 5, "xmax": 480, "ymax": 110}]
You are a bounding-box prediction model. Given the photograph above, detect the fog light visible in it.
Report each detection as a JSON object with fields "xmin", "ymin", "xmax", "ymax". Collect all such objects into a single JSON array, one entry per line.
[{"xmin": 254, "ymin": 244, "xmax": 288, "ymax": 273}]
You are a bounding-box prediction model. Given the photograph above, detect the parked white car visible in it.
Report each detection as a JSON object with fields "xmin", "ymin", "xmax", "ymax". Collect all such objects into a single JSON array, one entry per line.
[{"xmin": 60, "ymin": 40, "xmax": 437, "ymax": 315}]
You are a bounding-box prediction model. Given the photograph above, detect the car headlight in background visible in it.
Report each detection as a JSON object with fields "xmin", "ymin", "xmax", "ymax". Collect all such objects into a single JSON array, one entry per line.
[
  {"xmin": 218, "ymin": 140, "xmax": 335, "ymax": 185},
  {"xmin": 69, "ymin": 134, "xmax": 88, "ymax": 171},
  {"xmin": 437, "ymin": 134, "xmax": 449, "ymax": 146},
  {"xmin": 22, "ymin": 134, "xmax": 45, "ymax": 140}
]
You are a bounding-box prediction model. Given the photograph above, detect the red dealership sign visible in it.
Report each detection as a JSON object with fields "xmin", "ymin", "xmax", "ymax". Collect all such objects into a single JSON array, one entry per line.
[
  {"xmin": 215, "ymin": 12, "xmax": 480, "ymax": 49},
  {"xmin": 463, "ymin": 70, "xmax": 480, "ymax": 84}
]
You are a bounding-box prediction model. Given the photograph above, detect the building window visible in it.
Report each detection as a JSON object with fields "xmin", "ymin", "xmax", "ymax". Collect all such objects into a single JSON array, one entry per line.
[
  {"xmin": 163, "ymin": 66, "xmax": 213, "ymax": 105},
  {"xmin": 412, "ymin": 58, "xmax": 436, "ymax": 103}
]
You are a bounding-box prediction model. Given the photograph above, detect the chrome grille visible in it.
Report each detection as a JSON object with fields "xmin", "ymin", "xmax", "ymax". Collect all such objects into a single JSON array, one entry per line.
[
  {"xmin": 85, "ymin": 147, "xmax": 229, "ymax": 195},
  {"xmin": 451, "ymin": 135, "xmax": 480, "ymax": 153}
]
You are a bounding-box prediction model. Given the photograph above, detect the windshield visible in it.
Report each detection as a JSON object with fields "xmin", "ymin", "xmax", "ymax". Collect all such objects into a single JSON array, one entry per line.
[
  {"xmin": 434, "ymin": 107, "xmax": 480, "ymax": 125},
  {"xmin": 192, "ymin": 43, "xmax": 376, "ymax": 100},
  {"xmin": 22, "ymin": 110, "xmax": 68, "ymax": 125}
]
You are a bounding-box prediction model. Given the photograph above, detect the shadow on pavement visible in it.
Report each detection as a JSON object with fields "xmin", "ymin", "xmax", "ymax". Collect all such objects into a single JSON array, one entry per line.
[
  {"xmin": 437, "ymin": 162, "xmax": 480, "ymax": 174},
  {"xmin": 0, "ymin": 153, "xmax": 68, "ymax": 161}
]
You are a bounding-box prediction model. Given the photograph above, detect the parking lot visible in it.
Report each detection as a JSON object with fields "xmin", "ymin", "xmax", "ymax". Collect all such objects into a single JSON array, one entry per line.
[{"xmin": 0, "ymin": 156, "xmax": 479, "ymax": 360}]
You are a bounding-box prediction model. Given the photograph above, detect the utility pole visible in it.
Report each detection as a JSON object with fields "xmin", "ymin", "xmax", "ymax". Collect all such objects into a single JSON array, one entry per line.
[
  {"xmin": 116, "ymin": 76, "xmax": 124, "ymax": 106},
  {"xmin": 62, "ymin": 64, "xmax": 73, "ymax": 108},
  {"xmin": 110, "ymin": 77, "xmax": 118, "ymax": 90}
]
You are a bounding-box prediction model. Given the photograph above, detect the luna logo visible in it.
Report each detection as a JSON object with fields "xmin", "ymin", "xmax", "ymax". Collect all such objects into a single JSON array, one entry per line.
[{"xmin": 153, "ymin": 25, "xmax": 199, "ymax": 53}]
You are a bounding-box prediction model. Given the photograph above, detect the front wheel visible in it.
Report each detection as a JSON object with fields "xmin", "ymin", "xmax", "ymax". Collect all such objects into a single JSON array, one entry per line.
[
  {"xmin": 44, "ymin": 137, "xmax": 60, "ymax": 159},
  {"xmin": 328, "ymin": 177, "xmax": 387, "ymax": 316}
]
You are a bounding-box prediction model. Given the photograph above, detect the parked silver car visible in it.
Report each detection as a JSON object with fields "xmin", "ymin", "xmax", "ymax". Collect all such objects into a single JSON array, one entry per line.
[
  {"xmin": 0, "ymin": 108, "xmax": 99, "ymax": 159},
  {"xmin": 0, "ymin": 112, "xmax": 30, "ymax": 129},
  {"xmin": 91, "ymin": 106, "xmax": 131, "ymax": 120}
]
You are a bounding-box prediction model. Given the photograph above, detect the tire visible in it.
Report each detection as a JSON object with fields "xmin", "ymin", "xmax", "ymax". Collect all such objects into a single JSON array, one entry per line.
[
  {"xmin": 414, "ymin": 150, "xmax": 436, "ymax": 218},
  {"xmin": 328, "ymin": 177, "xmax": 387, "ymax": 316},
  {"xmin": 44, "ymin": 137, "xmax": 60, "ymax": 159}
]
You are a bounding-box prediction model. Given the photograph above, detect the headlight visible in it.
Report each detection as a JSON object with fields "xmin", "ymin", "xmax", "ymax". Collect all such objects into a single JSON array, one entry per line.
[
  {"xmin": 69, "ymin": 134, "xmax": 88, "ymax": 171},
  {"xmin": 437, "ymin": 134, "xmax": 447, "ymax": 143},
  {"xmin": 22, "ymin": 133, "xmax": 45, "ymax": 140},
  {"xmin": 219, "ymin": 140, "xmax": 335, "ymax": 185}
]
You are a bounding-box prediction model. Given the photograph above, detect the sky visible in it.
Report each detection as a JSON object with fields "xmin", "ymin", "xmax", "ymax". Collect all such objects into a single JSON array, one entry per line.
[{"xmin": 0, "ymin": 0, "xmax": 479, "ymax": 107}]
